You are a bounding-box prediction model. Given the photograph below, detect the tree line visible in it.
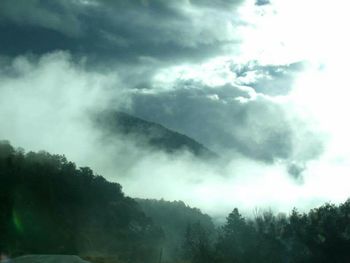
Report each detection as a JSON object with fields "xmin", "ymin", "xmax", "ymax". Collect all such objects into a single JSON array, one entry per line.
[
  {"xmin": 1, "ymin": 140, "xmax": 350, "ymax": 263},
  {"xmin": 183, "ymin": 201, "xmax": 350, "ymax": 263}
]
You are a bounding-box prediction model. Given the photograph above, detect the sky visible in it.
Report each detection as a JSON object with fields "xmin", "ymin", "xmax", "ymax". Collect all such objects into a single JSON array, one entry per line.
[{"xmin": 1, "ymin": 0, "xmax": 350, "ymax": 218}]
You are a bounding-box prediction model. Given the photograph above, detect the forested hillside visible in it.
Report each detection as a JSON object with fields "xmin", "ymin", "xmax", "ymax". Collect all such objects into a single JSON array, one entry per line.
[
  {"xmin": 1, "ymin": 140, "xmax": 350, "ymax": 263},
  {"xmin": 0, "ymin": 141, "xmax": 163, "ymax": 262}
]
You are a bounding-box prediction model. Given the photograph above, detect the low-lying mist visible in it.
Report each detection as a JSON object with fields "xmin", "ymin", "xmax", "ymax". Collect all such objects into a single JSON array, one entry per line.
[{"xmin": 1, "ymin": 51, "xmax": 349, "ymax": 219}]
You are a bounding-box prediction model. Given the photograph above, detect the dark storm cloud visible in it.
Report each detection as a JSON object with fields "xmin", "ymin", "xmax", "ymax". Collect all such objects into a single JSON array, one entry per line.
[
  {"xmin": 0, "ymin": 0, "xmax": 244, "ymax": 64},
  {"xmin": 0, "ymin": 0, "xmax": 83, "ymax": 36},
  {"xmin": 231, "ymin": 61, "xmax": 306, "ymax": 95}
]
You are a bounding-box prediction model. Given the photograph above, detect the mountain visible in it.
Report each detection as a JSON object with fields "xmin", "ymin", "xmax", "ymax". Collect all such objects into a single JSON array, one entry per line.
[{"xmin": 95, "ymin": 111, "xmax": 218, "ymax": 159}]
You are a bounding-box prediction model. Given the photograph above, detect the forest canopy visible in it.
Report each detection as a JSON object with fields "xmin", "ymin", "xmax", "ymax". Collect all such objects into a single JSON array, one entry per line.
[{"xmin": 1, "ymin": 140, "xmax": 350, "ymax": 263}]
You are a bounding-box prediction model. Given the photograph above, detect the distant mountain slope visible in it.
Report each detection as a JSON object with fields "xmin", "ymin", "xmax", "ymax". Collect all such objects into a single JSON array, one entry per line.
[{"xmin": 96, "ymin": 111, "xmax": 218, "ymax": 159}]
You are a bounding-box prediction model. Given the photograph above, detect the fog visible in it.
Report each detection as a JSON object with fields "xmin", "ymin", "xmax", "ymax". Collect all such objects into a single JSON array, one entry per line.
[
  {"xmin": 1, "ymin": 0, "xmax": 350, "ymax": 219},
  {"xmin": 0, "ymin": 50, "xmax": 349, "ymax": 220}
]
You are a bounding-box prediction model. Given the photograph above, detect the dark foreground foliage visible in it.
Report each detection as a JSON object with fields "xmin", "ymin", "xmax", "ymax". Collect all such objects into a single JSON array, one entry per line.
[
  {"xmin": 1, "ymin": 140, "xmax": 350, "ymax": 263},
  {"xmin": 0, "ymin": 140, "xmax": 163, "ymax": 262},
  {"xmin": 184, "ymin": 204, "xmax": 350, "ymax": 263}
]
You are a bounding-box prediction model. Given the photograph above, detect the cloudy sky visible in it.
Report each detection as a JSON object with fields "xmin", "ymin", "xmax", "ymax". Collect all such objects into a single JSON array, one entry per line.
[{"xmin": 1, "ymin": 0, "xmax": 350, "ymax": 217}]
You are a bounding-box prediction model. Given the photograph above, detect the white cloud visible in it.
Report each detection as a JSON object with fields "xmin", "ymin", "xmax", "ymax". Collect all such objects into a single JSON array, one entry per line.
[
  {"xmin": 238, "ymin": 0, "xmax": 350, "ymax": 65},
  {"xmin": 0, "ymin": 51, "xmax": 122, "ymax": 165}
]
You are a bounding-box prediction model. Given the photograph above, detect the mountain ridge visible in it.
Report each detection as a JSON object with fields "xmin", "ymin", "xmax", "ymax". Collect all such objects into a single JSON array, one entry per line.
[{"xmin": 95, "ymin": 111, "xmax": 218, "ymax": 159}]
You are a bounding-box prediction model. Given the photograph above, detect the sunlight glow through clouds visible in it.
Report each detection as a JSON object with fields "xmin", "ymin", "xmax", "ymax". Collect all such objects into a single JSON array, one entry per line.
[
  {"xmin": 138, "ymin": 0, "xmax": 350, "ymax": 215},
  {"xmin": 233, "ymin": 0, "xmax": 350, "ymax": 212},
  {"xmin": 238, "ymin": 0, "xmax": 350, "ymax": 65}
]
